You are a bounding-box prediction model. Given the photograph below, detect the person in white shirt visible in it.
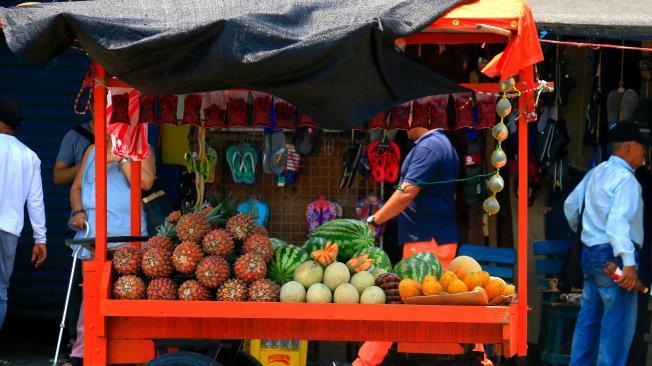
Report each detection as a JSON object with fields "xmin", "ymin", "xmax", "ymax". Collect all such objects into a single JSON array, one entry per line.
[{"xmin": 0, "ymin": 96, "xmax": 47, "ymax": 331}]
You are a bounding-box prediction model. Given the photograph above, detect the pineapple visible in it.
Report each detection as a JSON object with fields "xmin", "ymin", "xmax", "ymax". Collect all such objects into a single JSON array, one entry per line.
[
  {"xmin": 172, "ymin": 242, "xmax": 205, "ymax": 274},
  {"xmin": 156, "ymin": 219, "xmax": 178, "ymax": 242},
  {"xmin": 166, "ymin": 210, "xmax": 182, "ymax": 224},
  {"xmin": 195, "ymin": 256, "xmax": 231, "ymax": 289},
  {"xmin": 144, "ymin": 235, "xmax": 174, "ymax": 252},
  {"xmin": 113, "ymin": 275, "xmax": 146, "ymax": 300},
  {"xmin": 234, "ymin": 254, "xmax": 267, "ymax": 283},
  {"xmin": 251, "ymin": 225, "xmax": 268, "ymax": 238},
  {"xmin": 202, "ymin": 230, "xmax": 234, "ymax": 257},
  {"xmin": 178, "ymin": 280, "xmax": 212, "ymax": 301},
  {"xmin": 112, "ymin": 246, "xmax": 142, "ymax": 275},
  {"xmin": 175, "ymin": 212, "xmax": 211, "ymax": 243},
  {"xmin": 146, "ymin": 278, "xmax": 178, "ymax": 300},
  {"xmin": 217, "ymin": 278, "xmax": 248, "ymax": 301},
  {"xmin": 225, "ymin": 214, "xmax": 255, "ymax": 241},
  {"xmin": 248, "ymin": 279, "xmax": 280, "ymax": 302},
  {"xmin": 141, "ymin": 247, "xmax": 174, "ymax": 278},
  {"xmin": 242, "ymin": 235, "xmax": 274, "ymax": 262}
]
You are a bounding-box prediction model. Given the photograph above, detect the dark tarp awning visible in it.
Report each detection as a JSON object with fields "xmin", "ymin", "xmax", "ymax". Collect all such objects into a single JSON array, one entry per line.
[
  {"xmin": 0, "ymin": 0, "xmax": 470, "ymax": 129},
  {"xmin": 529, "ymin": 0, "xmax": 652, "ymax": 38}
]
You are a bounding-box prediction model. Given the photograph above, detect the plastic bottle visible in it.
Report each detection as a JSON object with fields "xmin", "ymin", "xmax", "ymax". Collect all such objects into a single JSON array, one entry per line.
[{"xmin": 604, "ymin": 262, "xmax": 649, "ymax": 293}]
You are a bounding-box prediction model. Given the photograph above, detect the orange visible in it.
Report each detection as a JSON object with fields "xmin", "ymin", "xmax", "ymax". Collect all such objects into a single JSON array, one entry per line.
[
  {"xmin": 478, "ymin": 271, "xmax": 490, "ymax": 287},
  {"xmin": 446, "ymin": 279, "xmax": 468, "ymax": 294},
  {"xmin": 462, "ymin": 272, "xmax": 481, "ymax": 290},
  {"xmin": 485, "ymin": 278, "xmax": 506, "ymax": 301},
  {"xmin": 502, "ymin": 284, "xmax": 515, "ymax": 296},
  {"xmin": 399, "ymin": 279, "xmax": 422, "ymax": 299},
  {"xmin": 439, "ymin": 271, "xmax": 457, "ymax": 290},
  {"xmin": 422, "ymin": 276, "xmax": 444, "ymax": 296}
]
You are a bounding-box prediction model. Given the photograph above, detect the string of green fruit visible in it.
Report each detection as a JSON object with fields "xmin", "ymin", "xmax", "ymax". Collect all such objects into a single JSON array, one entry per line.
[{"xmin": 482, "ymin": 78, "xmax": 517, "ymax": 216}]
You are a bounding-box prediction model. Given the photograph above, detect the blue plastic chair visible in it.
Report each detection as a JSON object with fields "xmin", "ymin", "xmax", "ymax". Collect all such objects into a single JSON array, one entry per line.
[
  {"xmin": 457, "ymin": 244, "xmax": 516, "ymax": 282},
  {"xmin": 533, "ymin": 239, "xmax": 577, "ymax": 366}
]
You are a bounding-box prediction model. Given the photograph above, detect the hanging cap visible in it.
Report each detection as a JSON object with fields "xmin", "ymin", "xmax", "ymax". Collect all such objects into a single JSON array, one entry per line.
[
  {"xmin": 0, "ymin": 96, "xmax": 22, "ymax": 129},
  {"xmin": 608, "ymin": 122, "xmax": 650, "ymax": 146}
]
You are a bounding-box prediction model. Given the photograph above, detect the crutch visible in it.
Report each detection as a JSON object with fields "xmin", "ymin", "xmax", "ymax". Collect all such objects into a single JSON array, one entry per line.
[{"xmin": 54, "ymin": 221, "xmax": 89, "ymax": 366}]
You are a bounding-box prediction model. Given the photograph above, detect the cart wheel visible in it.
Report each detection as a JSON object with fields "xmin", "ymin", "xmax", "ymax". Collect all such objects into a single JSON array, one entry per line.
[{"xmin": 146, "ymin": 351, "xmax": 222, "ymax": 366}]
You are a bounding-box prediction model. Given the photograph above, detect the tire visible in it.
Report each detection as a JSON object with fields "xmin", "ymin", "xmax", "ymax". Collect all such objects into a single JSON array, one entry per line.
[{"xmin": 146, "ymin": 351, "xmax": 222, "ymax": 366}]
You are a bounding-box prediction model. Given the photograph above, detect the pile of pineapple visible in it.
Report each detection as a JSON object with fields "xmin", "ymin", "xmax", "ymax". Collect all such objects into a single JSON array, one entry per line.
[{"xmin": 111, "ymin": 207, "xmax": 281, "ymax": 302}]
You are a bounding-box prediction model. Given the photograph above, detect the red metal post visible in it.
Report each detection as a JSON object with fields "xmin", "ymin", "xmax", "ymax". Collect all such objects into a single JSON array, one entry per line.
[
  {"xmin": 516, "ymin": 66, "xmax": 533, "ymax": 356},
  {"xmin": 85, "ymin": 62, "xmax": 109, "ymax": 364},
  {"xmin": 130, "ymin": 161, "xmax": 142, "ymax": 239}
]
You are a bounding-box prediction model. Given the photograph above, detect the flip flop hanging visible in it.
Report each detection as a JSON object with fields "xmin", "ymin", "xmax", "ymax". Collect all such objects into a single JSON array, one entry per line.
[{"xmin": 106, "ymin": 87, "xmax": 149, "ymax": 160}]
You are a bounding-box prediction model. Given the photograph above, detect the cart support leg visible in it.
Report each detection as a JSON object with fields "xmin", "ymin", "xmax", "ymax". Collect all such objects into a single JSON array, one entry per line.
[
  {"xmin": 516, "ymin": 66, "xmax": 533, "ymax": 357},
  {"xmin": 85, "ymin": 62, "xmax": 109, "ymax": 365}
]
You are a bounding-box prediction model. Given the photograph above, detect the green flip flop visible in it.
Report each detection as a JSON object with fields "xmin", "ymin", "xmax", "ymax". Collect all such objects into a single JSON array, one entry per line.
[
  {"xmin": 241, "ymin": 144, "xmax": 259, "ymax": 184},
  {"xmin": 226, "ymin": 145, "xmax": 243, "ymax": 183}
]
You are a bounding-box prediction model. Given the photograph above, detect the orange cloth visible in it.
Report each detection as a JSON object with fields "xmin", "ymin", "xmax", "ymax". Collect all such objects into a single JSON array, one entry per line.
[{"xmin": 355, "ymin": 241, "xmax": 458, "ymax": 366}]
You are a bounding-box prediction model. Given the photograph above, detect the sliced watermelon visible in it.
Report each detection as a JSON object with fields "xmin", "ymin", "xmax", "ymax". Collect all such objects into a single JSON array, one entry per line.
[
  {"xmin": 268, "ymin": 245, "xmax": 310, "ymax": 285},
  {"xmin": 408, "ymin": 252, "xmax": 443, "ymax": 280},
  {"xmin": 393, "ymin": 258, "xmax": 434, "ymax": 282},
  {"xmin": 302, "ymin": 237, "xmax": 328, "ymax": 253},
  {"xmin": 353, "ymin": 247, "xmax": 392, "ymax": 271},
  {"xmin": 309, "ymin": 219, "xmax": 374, "ymax": 261}
]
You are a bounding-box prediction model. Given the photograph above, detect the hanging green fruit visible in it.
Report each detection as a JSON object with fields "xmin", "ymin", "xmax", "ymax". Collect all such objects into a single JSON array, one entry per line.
[
  {"xmin": 496, "ymin": 98, "xmax": 512, "ymax": 118},
  {"xmin": 492, "ymin": 122, "xmax": 509, "ymax": 142},
  {"xmin": 487, "ymin": 173, "xmax": 505, "ymax": 193},
  {"xmin": 491, "ymin": 148, "xmax": 507, "ymax": 169},
  {"xmin": 483, "ymin": 196, "xmax": 500, "ymax": 215}
]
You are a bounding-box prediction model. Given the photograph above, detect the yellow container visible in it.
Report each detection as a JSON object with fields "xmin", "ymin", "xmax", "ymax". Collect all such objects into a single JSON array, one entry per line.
[{"xmin": 249, "ymin": 340, "xmax": 308, "ymax": 366}]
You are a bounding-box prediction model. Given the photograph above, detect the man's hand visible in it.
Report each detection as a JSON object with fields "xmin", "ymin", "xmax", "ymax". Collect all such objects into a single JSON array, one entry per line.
[
  {"xmin": 617, "ymin": 265, "xmax": 639, "ymax": 291},
  {"xmin": 69, "ymin": 212, "xmax": 87, "ymax": 230},
  {"xmin": 31, "ymin": 244, "xmax": 47, "ymax": 268}
]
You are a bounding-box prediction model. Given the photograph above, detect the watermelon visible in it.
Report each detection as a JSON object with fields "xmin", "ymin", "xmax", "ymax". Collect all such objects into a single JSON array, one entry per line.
[
  {"xmin": 309, "ymin": 219, "xmax": 374, "ymax": 261},
  {"xmin": 393, "ymin": 258, "xmax": 434, "ymax": 282},
  {"xmin": 270, "ymin": 238, "xmax": 288, "ymax": 249},
  {"xmin": 268, "ymin": 245, "xmax": 310, "ymax": 285},
  {"xmin": 353, "ymin": 247, "xmax": 392, "ymax": 271},
  {"xmin": 408, "ymin": 252, "xmax": 443, "ymax": 280},
  {"xmin": 302, "ymin": 237, "xmax": 328, "ymax": 253}
]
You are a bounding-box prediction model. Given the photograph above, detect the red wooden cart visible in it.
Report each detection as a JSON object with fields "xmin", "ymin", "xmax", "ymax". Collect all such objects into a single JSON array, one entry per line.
[{"xmin": 2, "ymin": 0, "xmax": 544, "ymax": 364}]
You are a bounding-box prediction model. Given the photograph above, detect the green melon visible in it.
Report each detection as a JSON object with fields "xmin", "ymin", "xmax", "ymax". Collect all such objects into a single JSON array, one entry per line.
[
  {"xmin": 393, "ymin": 258, "xmax": 435, "ymax": 282},
  {"xmin": 302, "ymin": 237, "xmax": 328, "ymax": 254},
  {"xmin": 309, "ymin": 219, "xmax": 374, "ymax": 262},
  {"xmin": 408, "ymin": 252, "xmax": 443, "ymax": 280},
  {"xmin": 270, "ymin": 238, "xmax": 288, "ymax": 249},
  {"xmin": 354, "ymin": 247, "xmax": 392, "ymax": 271},
  {"xmin": 268, "ymin": 245, "xmax": 309, "ymax": 285}
]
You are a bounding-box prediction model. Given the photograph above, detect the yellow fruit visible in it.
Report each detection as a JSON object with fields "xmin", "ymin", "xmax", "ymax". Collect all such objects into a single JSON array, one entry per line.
[
  {"xmin": 502, "ymin": 284, "xmax": 515, "ymax": 296},
  {"xmin": 478, "ymin": 271, "xmax": 490, "ymax": 287},
  {"xmin": 422, "ymin": 276, "xmax": 444, "ymax": 296},
  {"xmin": 399, "ymin": 279, "xmax": 422, "ymax": 299},
  {"xmin": 490, "ymin": 276, "xmax": 506, "ymax": 285},
  {"xmin": 462, "ymin": 272, "xmax": 481, "ymax": 290},
  {"xmin": 485, "ymin": 278, "xmax": 506, "ymax": 301},
  {"xmin": 446, "ymin": 279, "xmax": 468, "ymax": 294},
  {"xmin": 448, "ymin": 255, "xmax": 482, "ymax": 274},
  {"xmin": 439, "ymin": 271, "xmax": 458, "ymax": 290}
]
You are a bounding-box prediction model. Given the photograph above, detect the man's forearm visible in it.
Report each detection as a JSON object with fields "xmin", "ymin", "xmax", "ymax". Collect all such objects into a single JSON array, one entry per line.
[
  {"xmin": 53, "ymin": 165, "xmax": 80, "ymax": 185},
  {"xmin": 374, "ymin": 184, "xmax": 419, "ymax": 225}
]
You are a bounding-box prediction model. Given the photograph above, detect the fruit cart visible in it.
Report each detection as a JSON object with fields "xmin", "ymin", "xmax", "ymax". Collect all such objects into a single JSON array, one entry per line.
[{"xmin": 1, "ymin": 0, "xmax": 543, "ymax": 364}]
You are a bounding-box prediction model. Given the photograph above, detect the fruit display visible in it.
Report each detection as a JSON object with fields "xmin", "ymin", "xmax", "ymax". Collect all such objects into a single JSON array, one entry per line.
[
  {"xmin": 283, "ymin": 260, "xmax": 387, "ymax": 304},
  {"xmin": 234, "ymin": 253, "xmax": 267, "ymax": 283},
  {"xmin": 202, "ymin": 230, "xmax": 234, "ymax": 257},
  {"xmin": 141, "ymin": 247, "xmax": 174, "ymax": 278},
  {"xmin": 113, "ymin": 275, "xmax": 146, "ymax": 300},
  {"xmin": 225, "ymin": 213, "xmax": 255, "ymax": 241},
  {"xmin": 112, "ymin": 246, "xmax": 142, "ymax": 275},
  {"xmin": 248, "ymin": 279, "xmax": 281, "ymax": 302},
  {"xmin": 195, "ymin": 256, "xmax": 231, "ymax": 289},
  {"xmin": 397, "ymin": 255, "xmax": 516, "ymax": 306},
  {"xmin": 309, "ymin": 219, "xmax": 374, "ymax": 261},
  {"xmin": 217, "ymin": 278, "xmax": 248, "ymax": 301},
  {"xmin": 178, "ymin": 279, "xmax": 212, "ymax": 301},
  {"xmin": 172, "ymin": 241, "xmax": 205, "ymax": 274},
  {"xmin": 147, "ymin": 278, "xmax": 178, "ymax": 300},
  {"xmin": 242, "ymin": 235, "xmax": 274, "ymax": 262}
]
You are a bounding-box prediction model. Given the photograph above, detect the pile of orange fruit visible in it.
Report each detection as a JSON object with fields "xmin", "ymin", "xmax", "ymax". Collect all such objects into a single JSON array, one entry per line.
[{"xmin": 397, "ymin": 256, "xmax": 515, "ymax": 302}]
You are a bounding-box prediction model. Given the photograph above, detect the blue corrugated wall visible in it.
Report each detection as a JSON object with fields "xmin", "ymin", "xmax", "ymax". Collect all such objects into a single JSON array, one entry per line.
[{"xmin": 1, "ymin": 23, "xmax": 90, "ymax": 318}]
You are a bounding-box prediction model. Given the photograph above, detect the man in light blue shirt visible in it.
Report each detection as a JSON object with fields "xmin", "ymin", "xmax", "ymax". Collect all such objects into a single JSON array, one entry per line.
[{"xmin": 564, "ymin": 122, "xmax": 648, "ymax": 366}]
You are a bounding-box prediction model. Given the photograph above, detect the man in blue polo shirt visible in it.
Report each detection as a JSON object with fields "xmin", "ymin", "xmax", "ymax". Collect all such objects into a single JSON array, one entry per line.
[{"xmin": 341, "ymin": 117, "xmax": 459, "ymax": 366}]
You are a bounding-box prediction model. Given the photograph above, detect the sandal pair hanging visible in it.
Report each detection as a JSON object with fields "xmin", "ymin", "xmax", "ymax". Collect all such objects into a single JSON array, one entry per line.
[{"xmin": 226, "ymin": 144, "xmax": 258, "ymax": 184}]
